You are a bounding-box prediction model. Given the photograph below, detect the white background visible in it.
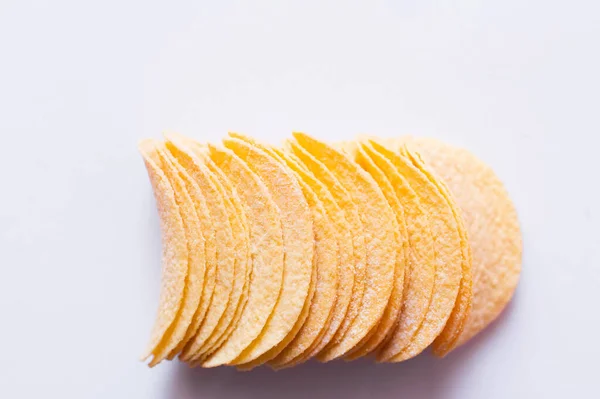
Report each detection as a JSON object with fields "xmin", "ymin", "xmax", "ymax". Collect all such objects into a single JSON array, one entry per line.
[{"xmin": 1, "ymin": 0, "xmax": 599, "ymax": 398}]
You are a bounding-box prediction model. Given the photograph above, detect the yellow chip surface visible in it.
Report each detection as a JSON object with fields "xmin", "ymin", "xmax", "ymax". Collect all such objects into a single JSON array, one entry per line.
[
  {"xmin": 139, "ymin": 140, "xmax": 188, "ymax": 363},
  {"xmin": 161, "ymin": 144, "xmax": 230, "ymax": 363},
  {"xmin": 267, "ymin": 148, "xmax": 340, "ymax": 369},
  {"xmin": 274, "ymin": 146, "xmax": 354, "ymax": 367},
  {"xmin": 401, "ymin": 137, "xmax": 521, "ymax": 348},
  {"xmin": 358, "ymin": 141, "xmax": 436, "ymax": 362},
  {"xmin": 400, "ymin": 143, "xmax": 473, "ymax": 357},
  {"xmin": 385, "ymin": 143, "xmax": 462, "ymax": 362},
  {"xmin": 224, "ymin": 134, "xmax": 314, "ymax": 368},
  {"xmin": 162, "ymin": 135, "xmax": 238, "ymax": 362},
  {"xmin": 201, "ymin": 144, "xmax": 285, "ymax": 367},
  {"xmin": 150, "ymin": 143, "xmax": 209, "ymax": 366},
  {"xmin": 157, "ymin": 144, "xmax": 213, "ymax": 362},
  {"xmin": 292, "ymin": 133, "xmax": 396, "ymax": 362},
  {"xmin": 197, "ymin": 153, "xmax": 252, "ymax": 363},
  {"xmin": 285, "ymin": 140, "xmax": 361, "ymax": 360},
  {"xmin": 342, "ymin": 141, "xmax": 408, "ymax": 360}
]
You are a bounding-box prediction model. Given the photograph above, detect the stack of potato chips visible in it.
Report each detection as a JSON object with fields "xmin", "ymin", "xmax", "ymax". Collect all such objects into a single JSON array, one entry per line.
[{"xmin": 139, "ymin": 132, "xmax": 522, "ymax": 370}]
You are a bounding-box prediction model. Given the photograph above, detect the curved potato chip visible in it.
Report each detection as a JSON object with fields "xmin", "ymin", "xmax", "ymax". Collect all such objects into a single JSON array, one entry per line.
[
  {"xmin": 161, "ymin": 135, "xmax": 236, "ymax": 362},
  {"xmin": 285, "ymin": 140, "xmax": 361, "ymax": 361},
  {"xmin": 272, "ymin": 146, "xmax": 353, "ymax": 367},
  {"xmin": 384, "ymin": 143, "xmax": 462, "ymax": 362},
  {"xmin": 142, "ymin": 140, "xmax": 207, "ymax": 367},
  {"xmin": 227, "ymin": 137, "xmax": 319, "ymax": 370},
  {"xmin": 157, "ymin": 143, "xmax": 215, "ymax": 362},
  {"xmin": 356, "ymin": 141, "xmax": 436, "ymax": 362},
  {"xmin": 267, "ymin": 148, "xmax": 339, "ymax": 369},
  {"xmin": 201, "ymin": 144, "xmax": 284, "ymax": 367},
  {"xmin": 195, "ymin": 152, "xmax": 252, "ymax": 363},
  {"xmin": 153, "ymin": 143, "xmax": 210, "ymax": 365},
  {"xmin": 399, "ymin": 137, "xmax": 521, "ymax": 348},
  {"xmin": 292, "ymin": 133, "xmax": 395, "ymax": 362},
  {"xmin": 342, "ymin": 141, "xmax": 408, "ymax": 360},
  {"xmin": 396, "ymin": 142, "xmax": 473, "ymax": 356},
  {"xmin": 222, "ymin": 135, "xmax": 314, "ymax": 366},
  {"xmin": 139, "ymin": 140, "xmax": 188, "ymax": 363}
]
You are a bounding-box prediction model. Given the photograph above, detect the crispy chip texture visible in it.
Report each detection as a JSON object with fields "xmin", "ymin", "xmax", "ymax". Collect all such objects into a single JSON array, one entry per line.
[
  {"xmin": 198, "ymin": 153, "xmax": 252, "ymax": 363},
  {"xmin": 385, "ymin": 143, "xmax": 462, "ymax": 362},
  {"xmin": 202, "ymin": 145, "xmax": 284, "ymax": 367},
  {"xmin": 162, "ymin": 134, "xmax": 238, "ymax": 362},
  {"xmin": 275, "ymin": 146, "xmax": 355, "ymax": 367},
  {"xmin": 140, "ymin": 141, "xmax": 188, "ymax": 363},
  {"xmin": 139, "ymin": 140, "xmax": 201, "ymax": 367},
  {"xmin": 224, "ymin": 134, "xmax": 314, "ymax": 368},
  {"xmin": 268, "ymin": 148, "xmax": 340, "ymax": 369},
  {"xmin": 292, "ymin": 133, "xmax": 395, "ymax": 362},
  {"xmin": 285, "ymin": 140, "xmax": 364, "ymax": 359},
  {"xmin": 342, "ymin": 141, "xmax": 407, "ymax": 360},
  {"xmin": 398, "ymin": 137, "xmax": 521, "ymax": 347},
  {"xmin": 403, "ymin": 145, "xmax": 473, "ymax": 357},
  {"xmin": 139, "ymin": 132, "xmax": 521, "ymax": 368},
  {"xmin": 360, "ymin": 141, "xmax": 436, "ymax": 362},
  {"xmin": 154, "ymin": 144, "xmax": 209, "ymax": 365}
]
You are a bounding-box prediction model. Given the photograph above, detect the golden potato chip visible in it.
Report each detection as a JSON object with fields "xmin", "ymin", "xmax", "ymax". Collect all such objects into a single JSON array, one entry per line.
[
  {"xmin": 222, "ymin": 135, "xmax": 314, "ymax": 366},
  {"xmin": 292, "ymin": 133, "xmax": 395, "ymax": 362},
  {"xmin": 267, "ymin": 148, "xmax": 339, "ymax": 369},
  {"xmin": 153, "ymin": 143, "xmax": 211, "ymax": 365},
  {"xmin": 383, "ymin": 143, "xmax": 462, "ymax": 362},
  {"xmin": 353, "ymin": 141, "xmax": 436, "ymax": 362},
  {"xmin": 162, "ymin": 134, "xmax": 240, "ymax": 362},
  {"xmin": 139, "ymin": 140, "xmax": 189, "ymax": 363},
  {"xmin": 240, "ymin": 233, "xmax": 316, "ymax": 369},
  {"xmin": 398, "ymin": 143, "xmax": 473, "ymax": 357},
  {"xmin": 197, "ymin": 158, "xmax": 252, "ymax": 360},
  {"xmin": 187, "ymin": 146, "xmax": 252, "ymax": 367},
  {"xmin": 227, "ymin": 138, "xmax": 319, "ymax": 371},
  {"xmin": 142, "ymin": 140, "xmax": 207, "ymax": 367},
  {"xmin": 273, "ymin": 146, "xmax": 354, "ymax": 367},
  {"xmin": 285, "ymin": 140, "xmax": 362, "ymax": 360},
  {"xmin": 399, "ymin": 137, "xmax": 521, "ymax": 348},
  {"xmin": 158, "ymin": 143, "xmax": 215, "ymax": 362},
  {"xmin": 159, "ymin": 148, "xmax": 232, "ymax": 363},
  {"xmin": 342, "ymin": 141, "xmax": 408, "ymax": 360},
  {"xmin": 201, "ymin": 144, "xmax": 284, "ymax": 367}
]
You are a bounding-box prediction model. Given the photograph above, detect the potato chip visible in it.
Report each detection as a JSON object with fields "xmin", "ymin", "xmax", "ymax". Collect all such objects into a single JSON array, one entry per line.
[
  {"xmin": 292, "ymin": 133, "xmax": 395, "ymax": 362},
  {"xmin": 141, "ymin": 140, "xmax": 207, "ymax": 367},
  {"xmin": 194, "ymin": 151, "xmax": 252, "ymax": 364},
  {"xmin": 382, "ymin": 143, "xmax": 462, "ymax": 362},
  {"xmin": 275, "ymin": 146, "xmax": 355, "ymax": 367},
  {"xmin": 397, "ymin": 142, "xmax": 473, "ymax": 357},
  {"xmin": 191, "ymin": 149, "xmax": 252, "ymax": 367},
  {"xmin": 139, "ymin": 140, "xmax": 189, "ymax": 363},
  {"xmin": 341, "ymin": 141, "xmax": 408, "ymax": 360},
  {"xmin": 353, "ymin": 141, "xmax": 436, "ymax": 362},
  {"xmin": 399, "ymin": 137, "xmax": 521, "ymax": 348},
  {"xmin": 157, "ymin": 149, "xmax": 231, "ymax": 363},
  {"xmin": 153, "ymin": 143, "xmax": 212, "ymax": 365},
  {"xmin": 267, "ymin": 148, "xmax": 340, "ymax": 369},
  {"xmin": 162, "ymin": 134, "xmax": 240, "ymax": 362},
  {"xmin": 227, "ymin": 139, "xmax": 320, "ymax": 371},
  {"xmin": 157, "ymin": 143, "xmax": 215, "ymax": 362},
  {"xmin": 221, "ymin": 135, "xmax": 314, "ymax": 366},
  {"xmin": 285, "ymin": 140, "xmax": 362, "ymax": 359},
  {"xmin": 201, "ymin": 144, "xmax": 284, "ymax": 367}
]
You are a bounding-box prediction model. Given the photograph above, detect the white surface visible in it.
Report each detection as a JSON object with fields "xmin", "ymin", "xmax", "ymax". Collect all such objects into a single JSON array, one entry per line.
[{"xmin": 1, "ymin": 0, "xmax": 599, "ymax": 398}]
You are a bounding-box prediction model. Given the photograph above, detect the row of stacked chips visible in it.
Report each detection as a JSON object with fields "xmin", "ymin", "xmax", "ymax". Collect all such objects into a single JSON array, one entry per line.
[{"xmin": 139, "ymin": 132, "xmax": 522, "ymax": 369}]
